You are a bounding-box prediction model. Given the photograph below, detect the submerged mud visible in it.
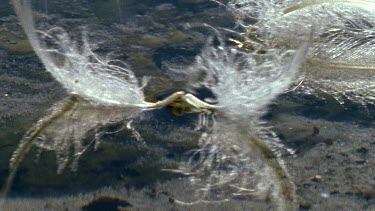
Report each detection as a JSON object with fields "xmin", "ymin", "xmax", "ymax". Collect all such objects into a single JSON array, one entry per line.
[{"xmin": 0, "ymin": 0, "xmax": 374, "ymax": 210}]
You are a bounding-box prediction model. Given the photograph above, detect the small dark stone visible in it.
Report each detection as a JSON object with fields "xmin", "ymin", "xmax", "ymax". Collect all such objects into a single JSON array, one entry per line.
[
  {"xmin": 6, "ymin": 40, "xmax": 17, "ymax": 44},
  {"xmin": 330, "ymin": 191, "xmax": 339, "ymax": 195},
  {"xmin": 303, "ymin": 183, "xmax": 312, "ymax": 188},
  {"xmin": 324, "ymin": 138, "xmax": 333, "ymax": 146},
  {"xmin": 81, "ymin": 196, "xmax": 132, "ymax": 211},
  {"xmin": 356, "ymin": 147, "xmax": 369, "ymax": 154},
  {"xmin": 355, "ymin": 160, "xmax": 366, "ymax": 165},
  {"xmin": 299, "ymin": 201, "xmax": 312, "ymax": 210},
  {"xmin": 312, "ymin": 126, "xmax": 319, "ymax": 136},
  {"xmin": 147, "ymin": 188, "xmax": 157, "ymax": 198},
  {"xmin": 277, "ymin": 133, "xmax": 286, "ymax": 140},
  {"xmin": 311, "ymin": 175, "xmax": 322, "ymax": 182},
  {"xmin": 325, "ymin": 153, "xmax": 333, "ymax": 159}
]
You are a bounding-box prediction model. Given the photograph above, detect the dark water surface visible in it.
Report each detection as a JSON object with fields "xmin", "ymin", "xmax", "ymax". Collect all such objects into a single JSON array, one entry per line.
[{"xmin": 0, "ymin": 0, "xmax": 374, "ymax": 210}]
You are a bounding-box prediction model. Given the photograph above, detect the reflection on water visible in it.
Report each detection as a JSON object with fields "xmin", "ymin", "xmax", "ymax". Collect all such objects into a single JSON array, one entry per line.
[
  {"xmin": 1, "ymin": 94, "xmax": 295, "ymax": 210},
  {"xmin": 9, "ymin": 95, "xmax": 141, "ymax": 174},
  {"xmin": 172, "ymin": 120, "xmax": 295, "ymax": 210}
]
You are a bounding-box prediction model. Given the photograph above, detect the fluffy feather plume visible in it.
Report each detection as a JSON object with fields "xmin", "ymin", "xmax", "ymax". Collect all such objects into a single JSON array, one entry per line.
[
  {"xmin": 12, "ymin": 0, "xmax": 146, "ymax": 106},
  {"xmin": 216, "ymin": 0, "xmax": 375, "ymax": 105},
  {"xmin": 183, "ymin": 33, "xmax": 308, "ymax": 121}
]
